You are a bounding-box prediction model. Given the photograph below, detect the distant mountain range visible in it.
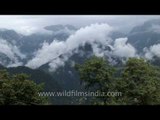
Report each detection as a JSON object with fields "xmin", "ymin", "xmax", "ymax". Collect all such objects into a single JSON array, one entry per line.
[{"xmin": 127, "ymin": 19, "xmax": 160, "ymax": 52}]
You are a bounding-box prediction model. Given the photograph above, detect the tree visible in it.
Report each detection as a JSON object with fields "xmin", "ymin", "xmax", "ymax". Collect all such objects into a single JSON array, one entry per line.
[
  {"xmin": 115, "ymin": 58, "xmax": 160, "ymax": 105},
  {"xmin": 0, "ymin": 70, "xmax": 48, "ymax": 105},
  {"xmin": 75, "ymin": 56, "xmax": 115, "ymax": 104},
  {"xmin": 76, "ymin": 56, "xmax": 160, "ymax": 105}
]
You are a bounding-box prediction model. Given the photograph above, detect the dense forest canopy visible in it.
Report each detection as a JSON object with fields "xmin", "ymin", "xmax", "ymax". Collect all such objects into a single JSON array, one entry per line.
[
  {"xmin": 1, "ymin": 56, "xmax": 160, "ymax": 105},
  {"xmin": 76, "ymin": 57, "xmax": 160, "ymax": 105},
  {"xmin": 0, "ymin": 70, "xmax": 48, "ymax": 105}
]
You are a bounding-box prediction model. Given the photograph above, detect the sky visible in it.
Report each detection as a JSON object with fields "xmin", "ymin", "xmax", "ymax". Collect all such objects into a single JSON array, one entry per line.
[{"xmin": 0, "ymin": 15, "xmax": 160, "ymax": 35}]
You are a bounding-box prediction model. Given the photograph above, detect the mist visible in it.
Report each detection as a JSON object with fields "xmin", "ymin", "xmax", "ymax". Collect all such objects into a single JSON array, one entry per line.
[
  {"xmin": 144, "ymin": 44, "xmax": 160, "ymax": 60},
  {"xmin": 26, "ymin": 24, "xmax": 139, "ymax": 71},
  {"xmin": 0, "ymin": 39, "xmax": 26, "ymax": 67},
  {"xmin": 26, "ymin": 23, "xmax": 113, "ymax": 71},
  {"xmin": 112, "ymin": 38, "xmax": 137, "ymax": 58},
  {"xmin": 0, "ymin": 15, "xmax": 160, "ymax": 35}
]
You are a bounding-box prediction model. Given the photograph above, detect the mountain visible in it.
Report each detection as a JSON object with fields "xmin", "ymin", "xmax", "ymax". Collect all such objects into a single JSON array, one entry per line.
[
  {"xmin": 0, "ymin": 29, "xmax": 22, "ymax": 44},
  {"xmin": 39, "ymin": 43, "xmax": 93, "ymax": 89},
  {"xmin": 39, "ymin": 20, "xmax": 160, "ymax": 93},
  {"xmin": 0, "ymin": 65, "xmax": 64, "ymax": 104},
  {"xmin": 19, "ymin": 34, "xmax": 52, "ymax": 55},
  {"xmin": 0, "ymin": 53, "xmax": 11, "ymax": 66},
  {"xmin": 44, "ymin": 24, "xmax": 77, "ymax": 32},
  {"xmin": 127, "ymin": 19, "xmax": 160, "ymax": 52},
  {"xmin": 19, "ymin": 25, "xmax": 77, "ymax": 54},
  {"xmin": 0, "ymin": 25, "xmax": 77, "ymax": 66},
  {"xmin": 0, "ymin": 64, "xmax": 84, "ymax": 104},
  {"xmin": 0, "ymin": 64, "xmax": 5, "ymax": 69},
  {"xmin": 109, "ymin": 31, "xmax": 126, "ymax": 40},
  {"xmin": 7, "ymin": 66, "xmax": 61, "ymax": 91},
  {"xmin": 130, "ymin": 19, "xmax": 160, "ymax": 34},
  {"xmin": 44, "ymin": 24, "xmax": 77, "ymax": 41}
]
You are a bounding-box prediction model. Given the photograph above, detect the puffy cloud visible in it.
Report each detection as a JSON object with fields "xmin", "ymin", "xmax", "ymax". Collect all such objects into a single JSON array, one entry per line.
[
  {"xmin": 26, "ymin": 23, "xmax": 113, "ymax": 71},
  {"xmin": 144, "ymin": 44, "xmax": 160, "ymax": 60},
  {"xmin": 26, "ymin": 40, "xmax": 67, "ymax": 69},
  {"xmin": 26, "ymin": 24, "xmax": 143, "ymax": 71},
  {"xmin": 112, "ymin": 38, "xmax": 137, "ymax": 58}
]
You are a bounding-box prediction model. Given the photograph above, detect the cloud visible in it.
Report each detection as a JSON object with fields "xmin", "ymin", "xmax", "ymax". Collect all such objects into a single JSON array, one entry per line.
[
  {"xmin": 48, "ymin": 56, "xmax": 68, "ymax": 72},
  {"xmin": 0, "ymin": 39, "xmax": 17, "ymax": 61},
  {"xmin": 91, "ymin": 43, "xmax": 105, "ymax": 57},
  {"xmin": 0, "ymin": 15, "xmax": 160, "ymax": 70},
  {"xmin": 0, "ymin": 39, "xmax": 26, "ymax": 67},
  {"xmin": 26, "ymin": 23, "xmax": 113, "ymax": 71},
  {"xmin": 0, "ymin": 15, "xmax": 159, "ymax": 35},
  {"xmin": 150, "ymin": 24, "xmax": 160, "ymax": 33},
  {"xmin": 26, "ymin": 23, "xmax": 141, "ymax": 71},
  {"xmin": 18, "ymin": 26, "xmax": 52, "ymax": 35},
  {"xmin": 112, "ymin": 37, "xmax": 137, "ymax": 58},
  {"xmin": 26, "ymin": 40, "xmax": 67, "ymax": 69},
  {"xmin": 144, "ymin": 44, "xmax": 160, "ymax": 60}
]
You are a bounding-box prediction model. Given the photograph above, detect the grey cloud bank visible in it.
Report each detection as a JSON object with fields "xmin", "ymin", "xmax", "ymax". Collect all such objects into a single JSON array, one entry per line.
[{"xmin": 0, "ymin": 15, "xmax": 160, "ymax": 35}]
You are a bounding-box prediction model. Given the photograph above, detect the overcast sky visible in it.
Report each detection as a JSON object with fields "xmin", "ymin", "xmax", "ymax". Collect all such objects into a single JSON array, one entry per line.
[{"xmin": 0, "ymin": 15, "xmax": 160, "ymax": 35}]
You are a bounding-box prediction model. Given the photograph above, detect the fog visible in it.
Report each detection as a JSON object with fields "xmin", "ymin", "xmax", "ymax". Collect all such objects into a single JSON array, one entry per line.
[{"xmin": 0, "ymin": 15, "xmax": 159, "ymax": 35}]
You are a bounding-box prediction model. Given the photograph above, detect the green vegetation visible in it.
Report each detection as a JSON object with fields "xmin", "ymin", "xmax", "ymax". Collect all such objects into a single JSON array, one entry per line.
[
  {"xmin": 0, "ymin": 70, "xmax": 48, "ymax": 105},
  {"xmin": 1, "ymin": 56, "xmax": 160, "ymax": 105},
  {"xmin": 76, "ymin": 56, "xmax": 160, "ymax": 105},
  {"xmin": 75, "ymin": 56, "xmax": 115, "ymax": 104}
]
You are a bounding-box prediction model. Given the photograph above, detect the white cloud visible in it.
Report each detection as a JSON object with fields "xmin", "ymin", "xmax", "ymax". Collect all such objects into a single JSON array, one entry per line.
[
  {"xmin": 0, "ymin": 39, "xmax": 26, "ymax": 67},
  {"xmin": 26, "ymin": 23, "xmax": 113, "ymax": 71},
  {"xmin": 91, "ymin": 43, "xmax": 105, "ymax": 57},
  {"xmin": 0, "ymin": 15, "xmax": 160, "ymax": 69},
  {"xmin": 144, "ymin": 44, "xmax": 160, "ymax": 60},
  {"xmin": 112, "ymin": 37, "xmax": 137, "ymax": 58},
  {"xmin": 7, "ymin": 62, "xmax": 23, "ymax": 68},
  {"xmin": 26, "ymin": 24, "xmax": 145, "ymax": 71},
  {"xmin": 0, "ymin": 39, "xmax": 17, "ymax": 61},
  {"xmin": 26, "ymin": 40, "xmax": 67, "ymax": 69}
]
